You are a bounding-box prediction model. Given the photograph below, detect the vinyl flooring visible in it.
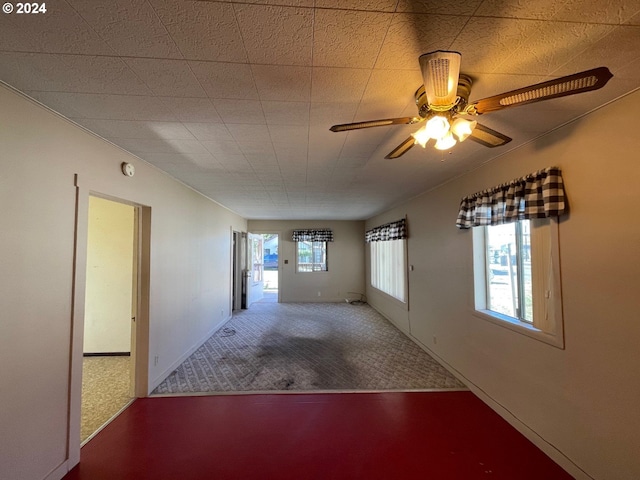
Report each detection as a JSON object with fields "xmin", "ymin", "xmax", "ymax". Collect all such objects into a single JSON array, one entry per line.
[{"xmin": 64, "ymin": 391, "xmax": 573, "ymax": 480}]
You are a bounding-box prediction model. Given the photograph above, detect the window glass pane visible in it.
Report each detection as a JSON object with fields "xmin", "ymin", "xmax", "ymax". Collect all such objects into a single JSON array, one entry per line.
[
  {"xmin": 312, "ymin": 242, "xmax": 327, "ymax": 271},
  {"xmin": 519, "ymin": 220, "xmax": 533, "ymax": 323},
  {"xmin": 473, "ymin": 218, "xmax": 564, "ymax": 346},
  {"xmin": 297, "ymin": 241, "xmax": 326, "ymax": 272},
  {"xmin": 252, "ymin": 236, "xmax": 263, "ymax": 282},
  {"xmin": 298, "ymin": 241, "xmax": 311, "ymax": 272},
  {"xmin": 486, "ymin": 223, "xmax": 519, "ymax": 317}
]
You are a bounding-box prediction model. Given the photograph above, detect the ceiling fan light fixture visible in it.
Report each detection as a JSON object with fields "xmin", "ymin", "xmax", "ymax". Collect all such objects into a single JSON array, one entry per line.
[
  {"xmin": 425, "ymin": 115, "xmax": 450, "ymax": 140},
  {"xmin": 411, "ymin": 126, "xmax": 431, "ymax": 148},
  {"xmin": 434, "ymin": 132, "xmax": 457, "ymax": 150},
  {"xmin": 419, "ymin": 50, "xmax": 461, "ymax": 111},
  {"xmin": 451, "ymin": 117, "xmax": 477, "ymax": 142}
]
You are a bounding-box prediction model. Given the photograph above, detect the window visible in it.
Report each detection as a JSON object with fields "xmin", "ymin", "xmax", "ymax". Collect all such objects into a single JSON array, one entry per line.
[
  {"xmin": 366, "ymin": 218, "xmax": 408, "ymax": 303},
  {"xmin": 292, "ymin": 229, "xmax": 333, "ymax": 272},
  {"xmin": 485, "ymin": 220, "xmax": 532, "ymax": 321},
  {"xmin": 297, "ymin": 241, "xmax": 327, "ymax": 272},
  {"xmin": 473, "ymin": 218, "xmax": 564, "ymax": 347},
  {"xmin": 370, "ymin": 239, "xmax": 406, "ymax": 302}
]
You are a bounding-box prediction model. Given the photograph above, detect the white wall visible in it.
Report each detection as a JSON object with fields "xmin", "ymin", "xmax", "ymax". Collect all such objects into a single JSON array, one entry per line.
[
  {"xmin": 0, "ymin": 84, "xmax": 246, "ymax": 480},
  {"xmin": 366, "ymin": 90, "xmax": 640, "ymax": 480},
  {"xmin": 84, "ymin": 196, "xmax": 134, "ymax": 353},
  {"xmin": 247, "ymin": 220, "xmax": 365, "ymax": 303}
]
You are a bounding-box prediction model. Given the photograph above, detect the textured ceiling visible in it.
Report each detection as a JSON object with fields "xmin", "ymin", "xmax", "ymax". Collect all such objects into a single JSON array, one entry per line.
[{"xmin": 1, "ymin": 0, "xmax": 639, "ymax": 220}]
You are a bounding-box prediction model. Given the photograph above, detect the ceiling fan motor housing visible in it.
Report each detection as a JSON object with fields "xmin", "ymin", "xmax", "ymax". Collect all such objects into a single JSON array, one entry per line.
[
  {"xmin": 415, "ymin": 73, "xmax": 473, "ymax": 119},
  {"xmin": 419, "ymin": 50, "xmax": 462, "ymax": 111}
]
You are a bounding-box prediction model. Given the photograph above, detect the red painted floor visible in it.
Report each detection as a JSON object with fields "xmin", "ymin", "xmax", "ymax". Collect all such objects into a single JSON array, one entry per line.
[{"xmin": 64, "ymin": 391, "xmax": 573, "ymax": 480}]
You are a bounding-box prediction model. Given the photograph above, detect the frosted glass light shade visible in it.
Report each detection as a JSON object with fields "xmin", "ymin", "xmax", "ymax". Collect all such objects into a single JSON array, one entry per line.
[
  {"xmin": 434, "ymin": 132, "xmax": 457, "ymax": 150},
  {"xmin": 419, "ymin": 50, "xmax": 461, "ymax": 111},
  {"xmin": 451, "ymin": 118, "xmax": 477, "ymax": 142},
  {"xmin": 424, "ymin": 116, "xmax": 450, "ymax": 139},
  {"xmin": 411, "ymin": 126, "xmax": 431, "ymax": 148}
]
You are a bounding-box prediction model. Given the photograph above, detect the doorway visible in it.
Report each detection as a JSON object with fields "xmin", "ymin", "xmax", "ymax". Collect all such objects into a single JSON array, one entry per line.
[
  {"xmin": 246, "ymin": 232, "xmax": 265, "ymax": 307},
  {"xmin": 261, "ymin": 234, "xmax": 279, "ymax": 303},
  {"xmin": 232, "ymin": 232, "xmax": 279, "ymax": 309},
  {"xmin": 81, "ymin": 195, "xmax": 137, "ymax": 442},
  {"xmin": 232, "ymin": 231, "xmax": 246, "ymax": 311}
]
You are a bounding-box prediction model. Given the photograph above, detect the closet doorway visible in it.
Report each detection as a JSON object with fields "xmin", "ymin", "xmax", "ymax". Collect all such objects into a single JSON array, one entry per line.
[{"xmin": 81, "ymin": 195, "xmax": 138, "ymax": 443}]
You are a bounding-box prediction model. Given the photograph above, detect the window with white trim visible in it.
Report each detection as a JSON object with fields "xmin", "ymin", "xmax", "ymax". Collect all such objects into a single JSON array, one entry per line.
[
  {"xmin": 458, "ymin": 167, "xmax": 566, "ymax": 347},
  {"xmin": 472, "ymin": 217, "xmax": 564, "ymax": 347},
  {"xmin": 370, "ymin": 239, "xmax": 406, "ymax": 302},
  {"xmin": 296, "ymin": 241, "xmax": 327, "ymax": 272}
]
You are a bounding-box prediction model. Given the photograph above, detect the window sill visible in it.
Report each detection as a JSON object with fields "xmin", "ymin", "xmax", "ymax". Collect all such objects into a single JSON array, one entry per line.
[
  {"xmin": 472, "ymin": 309, "xmax": 565, "ymax": 349},
  {"xmin": 369, "ymin": 286, "xmax": 408, "ymax": 310}
]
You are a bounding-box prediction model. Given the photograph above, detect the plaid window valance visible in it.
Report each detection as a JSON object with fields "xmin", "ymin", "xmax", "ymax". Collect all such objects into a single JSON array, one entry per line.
[
  {"xmin": 292, "ymin": 229, "xmax": 334, "ymax": 242},
  {"xmin": 456, "ymin": 166, "xmax": 566, "ymax": 229},
  {"xmin": 365, "ymin": 218, "xmax": 407, "ymax": 243}
]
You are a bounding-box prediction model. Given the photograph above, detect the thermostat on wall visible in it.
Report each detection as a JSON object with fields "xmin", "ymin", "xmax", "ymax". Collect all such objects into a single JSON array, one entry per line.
[{"xmin": 121, "ymin": 162, "xmax": 135, "ymax": 177}]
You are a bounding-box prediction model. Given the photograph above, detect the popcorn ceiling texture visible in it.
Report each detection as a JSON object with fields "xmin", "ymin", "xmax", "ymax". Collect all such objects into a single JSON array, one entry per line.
[{"xmin": 0, "ymin": 0, "xmax": 639, "ymax": 219}]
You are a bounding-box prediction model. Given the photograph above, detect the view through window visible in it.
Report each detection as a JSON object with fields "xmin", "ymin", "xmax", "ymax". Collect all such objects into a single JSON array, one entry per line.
[
  {"xmin": 297, "ymin": 241, "xmax": 327, "ymax": 272},
  {"xmin": 485, "ymin": 220, "xmax": 532, "ymax": 322}
]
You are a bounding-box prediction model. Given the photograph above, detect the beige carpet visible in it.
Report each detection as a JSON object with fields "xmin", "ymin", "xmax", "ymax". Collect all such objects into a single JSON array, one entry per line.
[
  {"xmin": 153, "ymin": 302, "xmax": 465, "ymax": 394},
  {"xmin": 81, "ymin": 356, "xmax": 131, "ymax": 442}
]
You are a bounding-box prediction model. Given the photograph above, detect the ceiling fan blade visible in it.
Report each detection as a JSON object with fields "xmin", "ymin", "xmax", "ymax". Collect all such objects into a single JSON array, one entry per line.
[
  {"xmin": 467, "ymin": 123, "xmax": 512, "ymax": 148},
  {"xmin": 385, "ymin": 136, "xmax": 417, "ymax": 159},
  {"xmin": 330, "ymin": 117, "xmax": 417, "ymax": 132},
  {"xmin": 471, "ymin": 67, "xmax": 613, "ymax": 114}
]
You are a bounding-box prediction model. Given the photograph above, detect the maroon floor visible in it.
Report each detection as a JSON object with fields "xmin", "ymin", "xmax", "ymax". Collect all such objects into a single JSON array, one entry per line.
[{"xmin": 65, "ymin": 391, "xmax": 573, "ymax": 480}]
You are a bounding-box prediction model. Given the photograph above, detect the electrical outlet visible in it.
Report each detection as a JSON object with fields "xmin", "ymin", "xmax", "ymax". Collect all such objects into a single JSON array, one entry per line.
[
  {"xmin": 317, "ymin": 291, "xmax": 321, "ymax": 297},
  {"xmin": 433, "ymin": 336, "xmax": 437, "ymax": 345},
  {"xmin": 221, "ymin": 309, "xmax": 224, "ymax": 316},
  {"xmin": 154, "ymin": 355, "xmax": 159, "ymax": 366}
]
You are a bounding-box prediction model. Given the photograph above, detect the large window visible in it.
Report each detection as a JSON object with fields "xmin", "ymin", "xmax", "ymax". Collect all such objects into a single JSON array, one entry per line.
[
  {"xmin": 366, "ymin": 218, "xmax": 408, "ymax": 303},
  {"xmin": 473, "ymin": 218, "xmax": 564, "ymax": 347},
  {"xmin": 370, "ymin": 239, "xmax": 406, "ymax": 302},
  {"xmin": 297, "ymin": 241, "xmax": 327, "ymax": 272}
]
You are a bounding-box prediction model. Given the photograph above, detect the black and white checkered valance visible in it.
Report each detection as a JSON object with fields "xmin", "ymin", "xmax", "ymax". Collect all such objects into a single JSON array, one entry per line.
[
  {"xmin": 291, "ymin": 229, "xmax": 334, "ymax": 242},
  {"xmin": 365, "ymin": 218, "xmax": 407, "ymax": 243},
  {"xmin": 456, "ymin": 166, "xmax": 566, "ymax": 229}
]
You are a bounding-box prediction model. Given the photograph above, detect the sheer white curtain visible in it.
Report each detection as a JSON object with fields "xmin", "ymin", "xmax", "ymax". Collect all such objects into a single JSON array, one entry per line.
[{"xmin": 370, "ymin": 239, "xmax": 406, "ymax": 302}]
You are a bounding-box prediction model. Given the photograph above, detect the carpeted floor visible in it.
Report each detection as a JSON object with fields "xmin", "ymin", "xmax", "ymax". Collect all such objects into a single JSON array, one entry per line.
[
  {"xmin": 81, "ymin": 356, "xmax": 132, "ymax": 442},
  {"xmin": 153, "ymin": 302, "xmax": 465, "ymax": 394}
]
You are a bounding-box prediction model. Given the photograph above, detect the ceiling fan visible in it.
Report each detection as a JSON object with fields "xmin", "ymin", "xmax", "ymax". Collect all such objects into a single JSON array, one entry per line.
[{"xmin": 329, "ymin": 51, "xmax": 613, "ymax": 159}]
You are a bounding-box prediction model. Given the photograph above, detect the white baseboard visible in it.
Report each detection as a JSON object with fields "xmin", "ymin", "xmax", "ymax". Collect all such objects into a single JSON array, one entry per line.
[{"xmin": 149, "ymin": 314, "xmax": 233, "ymax": 393}]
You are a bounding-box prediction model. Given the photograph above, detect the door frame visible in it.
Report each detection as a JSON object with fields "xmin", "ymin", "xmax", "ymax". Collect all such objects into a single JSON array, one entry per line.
[
  {"xmin": 246, "ymin": 232, "xmax": 265, "ymax": 307},
  {"xmin": 252, "ymin": 231, "xmax": 280, "ymax": 303},
  {"xmin": 83, "ymin": 196, "xmax": 137, "ymax": 399},
  {"xmin": 231, "ymin": 230, "xmax": 247, "ymax": 310},
  {"xmin": 69, "ymin": 176, "xmax": 150, "ymax": 466}
]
